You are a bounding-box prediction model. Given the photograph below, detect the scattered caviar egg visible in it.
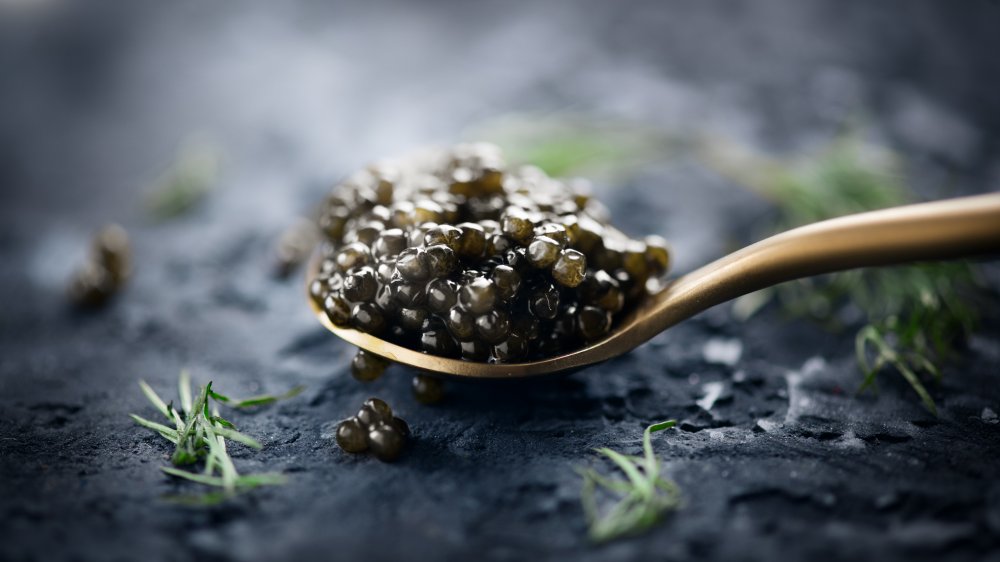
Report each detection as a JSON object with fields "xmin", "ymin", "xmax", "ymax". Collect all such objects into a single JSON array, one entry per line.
[
  {"xmin": 92, "ymin": 224, "xmax": 132, "ymax": 284},
  {"xmin": 68, "ymin": 261, "xmax": 116, "ymax": 308},
  {"xmin": 336, "ymin": 398, "xmax": 410, "ymax": 462},
  {"xmin": 310, "ymin": 143, "xmax": 671, "ymax": 364},
  {"xmin": 351, "ymin": 349, "xmax": 389, "ymax": 382},
  {"xmin": 391, "ymin": 417, "xmax": 410, "ymax": 439},
  {"xmin": 68, "ymin": 224, "xmax": 131, "ymax": 308},
  {"xmin": 357, "ymin": 397, "xmax": 392, "ymax": 427},
  {"xmin": 335, "ymin": 417, "xmax": 369, "ymax": 453},
  {"xmin": 412, "ymin": 373, "xmax": 445, "ymax": 404},
  {"xmin": 368, "ymin": 422, "xmax": 405, "ymax": 462}
]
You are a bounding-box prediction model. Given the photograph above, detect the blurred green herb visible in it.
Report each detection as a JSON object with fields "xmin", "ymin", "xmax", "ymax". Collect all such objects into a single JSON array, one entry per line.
[
  {"xmin": 709, "ymin": 134, "xmax": 980, "ymax": 414},
  {"xmin": 579, "ymin": 421, "xmax": 680, "ymax": 542},
  {"xmin": 146, "ymin": 136, "xmax": 220, "ymax": 220},
  {"xmin": 465, "ymin": 113, "xmax": 677, "ymax": 179},
  {"xmin": 131, "ymin": 370, "xmax": 300, "ymax": 501}
]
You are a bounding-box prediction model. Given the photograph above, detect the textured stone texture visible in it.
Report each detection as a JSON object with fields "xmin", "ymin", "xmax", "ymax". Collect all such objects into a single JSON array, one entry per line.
[{"xmin": 2, "ymin": 1, "xmax": 999, "ymax": 561}]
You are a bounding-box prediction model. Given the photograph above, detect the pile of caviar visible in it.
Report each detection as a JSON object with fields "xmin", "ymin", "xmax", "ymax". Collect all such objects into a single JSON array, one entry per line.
[
  {"xmin": 68, "ymin": 224, "xmax": 131, "ymax": 308},
  {"xmin": 335, "ymin": 398, "xmax": 410, "ymax": 462},
  {"xmin": 309, "ymin": 143, "xmax": 670, "ymax": 363}
]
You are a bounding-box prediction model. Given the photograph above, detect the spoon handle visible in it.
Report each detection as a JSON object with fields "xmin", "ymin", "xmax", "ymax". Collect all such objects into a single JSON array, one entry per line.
[{"xmin": 644, "ymin": 192, "xmax": 1000, "ymax": 338}]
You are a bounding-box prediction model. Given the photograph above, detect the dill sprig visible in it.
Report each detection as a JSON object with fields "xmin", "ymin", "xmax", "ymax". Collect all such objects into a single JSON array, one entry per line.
[
  {"xmin": 708, "ymin": 134, "xmax": 980, "ymax": 413},
  {"xmin": 131, "ymin": 370, "xmax": 299, "ymax": 499},
  {"xmin": 579, "ymin": 421, "xmax": 680, "ymax": 542}
]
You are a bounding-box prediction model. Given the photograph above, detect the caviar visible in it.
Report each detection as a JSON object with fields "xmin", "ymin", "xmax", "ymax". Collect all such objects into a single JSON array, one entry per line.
[
  {"xmin": 527, "ymin": 236, "xmax": 561, "ymax": 268},
  {"xmin": 335, "ymin": 397, "xmax": 409, "ymax": 462},
  {"xmin": 459, "ymin": 277, "xmax": 497, "ymax": 315},
  {"xmin": 311, "ymin": 144, "xmax": 671, "ymax": 363},
  {"xmin": 351, "ymin": 349, "xmax": 389, "ymax": 382},
  {"xmin": 335, "ymin": 418, "xmax": 368, "ymax": 453},
  {"xmin": 68, "ymin": 224, "xmax": 131, "ymax": 308},
  {"xmin": 412, "ymin": 373, "xmax": 445, "ymax": 404}
]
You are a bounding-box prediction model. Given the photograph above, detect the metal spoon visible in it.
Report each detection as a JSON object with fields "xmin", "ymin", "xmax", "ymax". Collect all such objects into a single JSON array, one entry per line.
[{"xmin": 308, "ymin": 193, "xmax": 1000, "ymax": 378}]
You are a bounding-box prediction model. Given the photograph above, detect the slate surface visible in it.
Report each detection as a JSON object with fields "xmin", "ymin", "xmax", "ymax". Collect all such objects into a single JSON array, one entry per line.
[{"xmin": 2, "ymin": 2, "xmax": 1000, "ymax": 561}]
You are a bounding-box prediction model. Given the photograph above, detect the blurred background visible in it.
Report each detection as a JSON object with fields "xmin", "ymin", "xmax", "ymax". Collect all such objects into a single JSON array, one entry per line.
[
  {"xmin": 3, "ymin": 0, "xmax": 999, "ymax": 258},
  {"xmin": 2, "ymin": 1, "xmax": 1000, "ymax": 561}
]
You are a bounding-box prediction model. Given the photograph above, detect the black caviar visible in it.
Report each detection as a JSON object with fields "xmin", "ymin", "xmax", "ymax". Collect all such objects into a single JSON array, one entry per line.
[
  {"xmin": 311, "ymin": 143, "xmax": 671, "ymax": 363},
  {"xmin": 411, "ymin": 373, "xmax": 445, "ymax": 404},
  {"xmin": 335, "ymin": 397, "xmax": 409, "ymax": 462},
  {"xmin": 351, "ymin": 349, "xmax": 389, "ymax": 382},
  {"xmin": 68, "ymin": 224, "xmax": 131, "ymax": 308}
]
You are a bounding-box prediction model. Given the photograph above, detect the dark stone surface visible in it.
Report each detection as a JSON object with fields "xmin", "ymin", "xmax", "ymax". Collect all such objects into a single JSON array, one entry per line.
[{"xmin": 2, "ymin": 1, "xmax": 999, "ymax": 561}]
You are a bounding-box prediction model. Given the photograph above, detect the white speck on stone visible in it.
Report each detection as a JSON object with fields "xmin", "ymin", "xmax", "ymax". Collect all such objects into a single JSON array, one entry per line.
[
  {"xmin": 982, "ymin": 408, "xmax": 998, "ymax": 424},
  {"xmin": 755, "ymin": 419, "xmax": 780, "ymax": 433},
  {"xmin": 782, "ymin": 356, "xmax": 827, "ymax": 423},
  {"xmin": 697, "ymin": 381, "xmax": 725, "ymax": 410},
  {"xmin": 802, "ymin": 356, "xmax": 827, "ymax": 377},
  {"xmin": 702, "ymin": 338, "xmax": 742, "ymax": 366},
  {"xmin": 835, "ymin": 431, "xmax": 865, "ymax": 449},
  {"xmin": 709, "ymin": 430, "xmax": 724, "ymax": 440}
]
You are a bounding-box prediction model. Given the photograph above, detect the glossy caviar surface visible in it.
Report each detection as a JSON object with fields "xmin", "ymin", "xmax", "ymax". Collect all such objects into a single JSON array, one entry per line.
[
  {"xmin": 335, "ymin": 398, "xmax": 409, "ymax": 462},
  {"xmin": 311, "ymin": 143, "xmax": 671, "ymax": 363}
]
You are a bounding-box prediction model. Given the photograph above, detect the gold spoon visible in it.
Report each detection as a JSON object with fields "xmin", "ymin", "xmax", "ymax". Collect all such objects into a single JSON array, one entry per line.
[{"xmin": 308, "ymin": 193, "xmax": 1000, "ymax": 379}]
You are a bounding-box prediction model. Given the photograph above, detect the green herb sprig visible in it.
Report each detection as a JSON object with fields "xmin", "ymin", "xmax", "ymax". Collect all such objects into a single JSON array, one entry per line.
[
  {"xmin": 708, "ymin": 133, "xmax": 980, "ymax": 413},
  {"xmin": 146, "ymin": 136, "xmax": 220, "ymax": 220},
  {"xmin": 465, "ymin": 113, "xmax": 677, "ymax": 179},
  {"xmin": 579, "ymin": 421, "xmax": 680, "ymax": 542},
  {"xmin": 131, "ymin": 370, "xmax": 298, "ymax": 499}
]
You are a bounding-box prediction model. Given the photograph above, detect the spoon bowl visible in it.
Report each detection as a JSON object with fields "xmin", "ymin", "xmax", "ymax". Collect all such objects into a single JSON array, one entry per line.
[{"xmin": 308, "ymin": 193, "xmax": 1000, "ymax": 378}]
